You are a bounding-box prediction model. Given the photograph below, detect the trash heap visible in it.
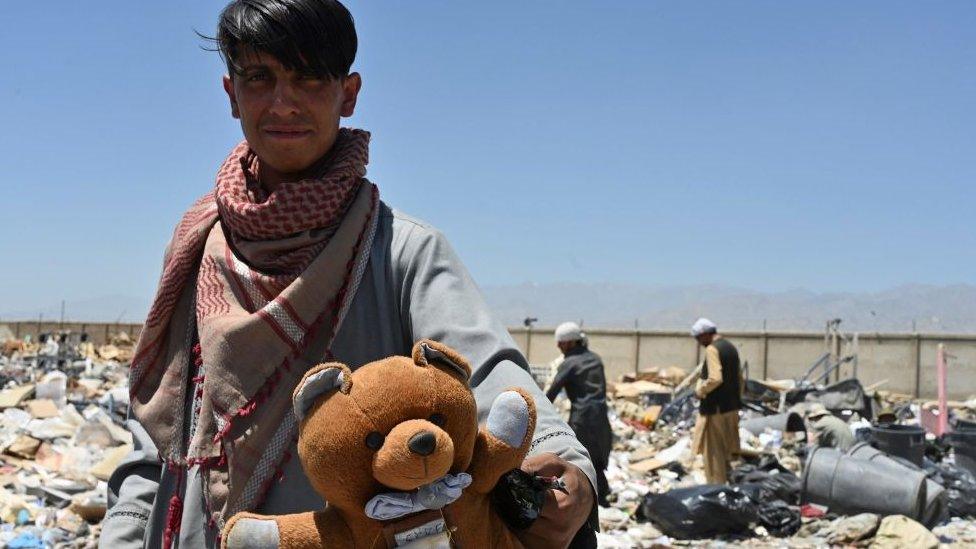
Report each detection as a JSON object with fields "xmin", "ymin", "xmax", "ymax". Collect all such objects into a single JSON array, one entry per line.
[
  {"xmin": 0, "ymin": 331, "xmax": 134, "ymax": 548},
  {"xmin": 4, "ymin": 325, "xmax": 976, "ymax": 548},
  {"xmin": 595, "ymin": 367, "xmax": 976, "ymax": 548}
]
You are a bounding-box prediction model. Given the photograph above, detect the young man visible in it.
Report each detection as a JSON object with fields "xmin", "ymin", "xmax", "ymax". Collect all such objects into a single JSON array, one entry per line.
[
  {"xmin": 99, "ymin": 2, "xmax": 596, "ymax": 547},
  {"xmin": 545, "ymin": 322, "xmax": 612, "ymax": 508},
  {"xmin": 690, "ymin": 318, "xmax": 742, "ymax": 484}
]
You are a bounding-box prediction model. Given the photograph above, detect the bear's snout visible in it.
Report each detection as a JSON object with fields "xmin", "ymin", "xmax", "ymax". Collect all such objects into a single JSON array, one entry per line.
[
  {"xmin": 372, "ymin": 419, "xmax": 455, "ymax": 491},
  {"xmin": 408, "ymin": 431, "xmax": 437, "ymax": 456}
]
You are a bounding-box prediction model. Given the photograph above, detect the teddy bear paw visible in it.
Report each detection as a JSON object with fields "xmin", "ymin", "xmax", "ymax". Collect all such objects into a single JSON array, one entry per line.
[
  {"xmin": 224, "ymin": 517, "xmax": 280, "ymax": 549},
  {"xmin": 486, "ymin": 390, "xmax": 530, "ymax": 447}
]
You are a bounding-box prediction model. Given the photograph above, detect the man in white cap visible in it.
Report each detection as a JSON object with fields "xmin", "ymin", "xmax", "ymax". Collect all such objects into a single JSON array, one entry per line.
[
  {"xmin": 546, "ymin": 322, "xmax": 613, "ymax": 507},
  {"xmin": 690, "ymin": 318, "xmax": 742, "ymax": 484}
]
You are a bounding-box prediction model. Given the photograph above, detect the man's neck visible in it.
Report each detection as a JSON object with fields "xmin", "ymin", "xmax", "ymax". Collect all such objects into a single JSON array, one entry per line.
[
  {"xmin": 257, "ymin": 146, "xmax": 339, "ymax": 193},
  {"xmin": 258, "ymin": 163, "xmax": 317, "ymax": 194}
]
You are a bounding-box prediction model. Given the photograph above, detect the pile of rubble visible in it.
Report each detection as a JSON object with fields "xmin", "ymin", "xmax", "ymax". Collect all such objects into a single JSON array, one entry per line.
[
  {"xmin": 4, "ymin": 324, "xmax": 976, "ymax": 548},
  {"xmin": 595, "ymin": 366, "xmax": 976, "ymax": 548},
  {"xmin": 0, "ymin": 331, "xmax": 134, "ymax": 548}
]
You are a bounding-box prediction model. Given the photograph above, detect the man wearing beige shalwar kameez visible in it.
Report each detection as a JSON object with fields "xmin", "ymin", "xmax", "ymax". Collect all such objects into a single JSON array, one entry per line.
[{"xmin": 690, "ymin": 318, "xmax": 742, "ymax": 484}]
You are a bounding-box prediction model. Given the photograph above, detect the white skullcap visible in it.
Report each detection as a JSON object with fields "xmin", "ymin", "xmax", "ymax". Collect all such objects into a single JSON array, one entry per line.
[
  {"xmin": 690, "ymin": 318, "xmax": 718, "ymax": 337},
  {"xmin": 555, "ymin": 322, "xmax": 584, "ymax": 343}
]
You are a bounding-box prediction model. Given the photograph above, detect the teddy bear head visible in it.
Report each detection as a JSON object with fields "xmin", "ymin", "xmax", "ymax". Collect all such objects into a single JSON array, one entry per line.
[{"xmin": 291, "ymin": 340, "xmax": 479, "ymax": 514}]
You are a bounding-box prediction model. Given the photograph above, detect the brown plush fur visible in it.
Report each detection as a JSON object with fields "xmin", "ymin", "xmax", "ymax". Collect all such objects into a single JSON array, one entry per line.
[{"xmin": 222, "ymin": 340, "xmax": 536, "ymax": 548}]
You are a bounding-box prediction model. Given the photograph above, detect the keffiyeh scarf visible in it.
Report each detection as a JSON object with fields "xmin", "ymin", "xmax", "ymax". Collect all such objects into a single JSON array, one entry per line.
[{"xmin": 129, "ymin": 128, "xmax": 380, "ymax": 538}]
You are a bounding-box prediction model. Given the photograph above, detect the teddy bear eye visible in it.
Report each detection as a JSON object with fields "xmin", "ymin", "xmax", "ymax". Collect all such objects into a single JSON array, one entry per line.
[
  {"xmin": 429, "ymin": 413, "xmax": 446, "ymax": 427},
  {"xmin": 365, "ymin": 431, "xmax": 385, "ymax": 450}
]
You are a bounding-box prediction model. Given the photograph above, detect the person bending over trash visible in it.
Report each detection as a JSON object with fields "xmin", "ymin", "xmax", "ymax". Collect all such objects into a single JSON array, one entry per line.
[
  {"xmin": 805, "ymin": 403, "xmax": 855, "ymax": 451},
  {"xmin": 545, "ymin": 322, "xmax": 613, "ymax": 507}
]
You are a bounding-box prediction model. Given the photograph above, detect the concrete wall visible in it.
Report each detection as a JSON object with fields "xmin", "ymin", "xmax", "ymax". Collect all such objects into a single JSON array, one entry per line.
[
  {"xmin": 512, "ymin": 327, "xmax": 976, "ymax": 400},
  {"xmin": 1, "ymin": 321, "xmax": 142, "ymax": 346},
  {"xmin": 4, "ymin": 320, "xmax": 974, "ymax": 399}
]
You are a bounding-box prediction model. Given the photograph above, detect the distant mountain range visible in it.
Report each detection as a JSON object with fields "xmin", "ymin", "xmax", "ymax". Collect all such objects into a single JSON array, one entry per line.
[
  {"xmin": 480, "ymin": 283, "xmax": 976, "ymax": 333},
  {"xmin": 0, "ymin": 294, "xmax": 151, "ymax": 325},
  {"xmin": 3, "ymin": 283, "xmax": 975, "ymax": 333}
]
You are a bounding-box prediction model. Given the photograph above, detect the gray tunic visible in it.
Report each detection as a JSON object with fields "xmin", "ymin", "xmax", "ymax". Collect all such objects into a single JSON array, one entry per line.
[
  {"xmin": 810, "ymin": 415, "xmax": 855, "ymax": 452},
  {"xmin": 100, "ymin": 204, "xmax": 597, "ymax": 548},
  {"xmin": 545, "ymin": 347, "xmax": 612, "ymax": 470}
]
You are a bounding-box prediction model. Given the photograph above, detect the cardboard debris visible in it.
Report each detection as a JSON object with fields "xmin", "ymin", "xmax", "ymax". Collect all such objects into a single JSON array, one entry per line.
[
  {"xmin": 91, "ymin": 444, "xmax": 132, "ymax": 481},
  {"xmin": 74, "ymin": 378, "xmax": 103, "ymax": 398},
  {"xmin": 612, "ymin": 380, "xmax": 671, "ymax": 399},
  {"xmin": 629, "ymin": 366, "xmax": 688, "ymax": 386},
  {"xmin": 0, "ymin": 385, "xmax": 35, "ymax": 408},
  {"xmin": 751, "ymin": 378, "xmax": 796, "ymax": 393},
  {"xmin": 628, "ymin": 446, "xmax": 658, "ymax": 463},
  {"xmin": 33, "ymin": 443, "xmax": 63, "ymax": 471},
  {"xmin": 0, "ymin": 335, "xmax": 131, "ymax": 546},
  {"xmin": 27, "ymin": 417, "xmax": 77, "ymax": 440},
  {"xmin": 643, "ymin": 405, "xmax": 662, "ymax": 425},
  {"xmin": 56, "ymin": 509, "xmax": 88, "ymax": 535},
  {"xmin": 5, "ymin": 436, "xmax": 42, "ymax": 459},
  {"xmin": 69, "ymin": 492, "xmax": 107, "ymax": 522},
  {"xmin": 629, "ymin": 458, "xmax": 667, "ymax": 474},
  {"xmin": 97, "ymin": 344, "xmax": 120, "ymax": 360},
  {"xmin": 25, "ymin": 399, "xmax": 59, "ymax": 419}
]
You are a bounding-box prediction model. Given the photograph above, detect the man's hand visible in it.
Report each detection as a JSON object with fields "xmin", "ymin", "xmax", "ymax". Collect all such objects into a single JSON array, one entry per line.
[{"xmin": 515, "ymin": 453, "xmax": 594, "ymax": 549}]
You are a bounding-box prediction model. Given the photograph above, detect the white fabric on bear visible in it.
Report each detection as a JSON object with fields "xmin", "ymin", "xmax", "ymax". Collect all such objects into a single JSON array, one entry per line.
[
  {"xmin": 364, "ymin": 473, "xmax": 472, "ymax": 521},
  {"xmin": 292, "ymin": 368, "xmax": 344, "ymax": 421},
  {"xmin": 486, "ymin": 390, "xmax": 529, "ymax": 447},
  {"xmin": 225, "ymin": 517, "xmax": 279, "ymax": 549}
]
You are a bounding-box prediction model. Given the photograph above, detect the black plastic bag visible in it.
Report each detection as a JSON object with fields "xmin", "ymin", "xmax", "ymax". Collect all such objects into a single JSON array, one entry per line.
[
  {"xmin": 634, "ymin": 485, "xmax": 759, "ymax": 539},
  {"xmin": 742, "ymin": 379, "xmax": 781, "ymax": 407},
  {"xmin": 925, "ymin": 461, "xmax": 976, "ymax": 518},
  {"xmin": 663, "ymin": 461, "xmax": 688, "ymax": 478},
  {"xmin": 734, "ymin": 484, "xmax": 801, "ymax": 537},
  {"xmin": 786, "ymin": 378, "xmax": 873, "ymax": 419},
  {"xmin": 730, "ymin": 457, "xmax": 802, "ymax": 505},
  {"xmin": 491, "ymin": 469, "xmax": 547, "ymax": 530},
  {"xmin": 925, "ymin": 435, "xmax": 951, "ymax": 463}
]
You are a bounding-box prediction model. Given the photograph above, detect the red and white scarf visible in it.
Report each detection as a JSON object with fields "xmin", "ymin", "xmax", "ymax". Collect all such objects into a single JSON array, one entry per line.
[{"xmin": 129, "ymin": 128, "xmax": 379, "ymax": 536}]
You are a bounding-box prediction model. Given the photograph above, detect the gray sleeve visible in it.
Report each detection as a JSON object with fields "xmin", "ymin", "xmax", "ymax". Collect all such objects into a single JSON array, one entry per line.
[
  {"xmin": 99, "ymin": 419, "xmax": 162, "ymax": 549},
  {"xmin": 393, "ymin": 221, "xmax": 597, "ymax": 490},
  {"xmin": 545, "ymin": 361, "xmax": 573, "ymax": 402}
]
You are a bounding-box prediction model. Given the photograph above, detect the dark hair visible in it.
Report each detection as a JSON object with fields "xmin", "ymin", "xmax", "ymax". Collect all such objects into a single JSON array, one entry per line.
[{"xmin": 207, "ymin": 0, "xmax": 357, "ymax": 79}]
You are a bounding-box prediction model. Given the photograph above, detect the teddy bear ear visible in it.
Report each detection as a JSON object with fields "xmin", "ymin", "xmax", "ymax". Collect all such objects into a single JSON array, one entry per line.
[
  {"xmin": 292, "ymin": 362, "xmax": 352, "ymax": 421},
  {"xmin": 411, "ymin": 340, "xmax": 472, "ymax": 381}
]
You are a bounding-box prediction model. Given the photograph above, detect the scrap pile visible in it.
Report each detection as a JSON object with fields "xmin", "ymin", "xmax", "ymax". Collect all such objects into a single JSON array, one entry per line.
[
  {"xmin": 4, "ymin": 321, "xmax": 976, "ymax": 548},
  {"xmin": 0, "ymin": 329, "xmax": 134, "ymax": 548},
  {"xmin": 595, "ymin": 367, "xmax": 976, "ymax": 547}
]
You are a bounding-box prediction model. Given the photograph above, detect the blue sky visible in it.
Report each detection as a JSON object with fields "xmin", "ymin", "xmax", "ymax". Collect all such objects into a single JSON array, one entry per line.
[{"xmin": 1, "ymin": 1, "xmax": 973, "ymax": 318}]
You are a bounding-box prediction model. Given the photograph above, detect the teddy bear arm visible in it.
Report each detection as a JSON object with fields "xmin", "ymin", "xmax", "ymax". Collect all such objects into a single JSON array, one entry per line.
[
  {"xmin": 467, "ymin": 388, "xmax": 538, "ymax": 494},
  {"xmin": 221, "ymin": 509, "xmax": 353, "ymax": 549}
]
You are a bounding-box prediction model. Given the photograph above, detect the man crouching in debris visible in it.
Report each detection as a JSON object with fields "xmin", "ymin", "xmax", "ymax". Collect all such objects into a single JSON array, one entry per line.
[
  {"xmin": 690, "ymin": 318, "xmax": 742, "ymax": 484},
  {"xmin": 99, "ymin": 1, "xmax": 596, "ymax": 548},
  {"xmin": 805, "ymin": 403, "xmax": 855, "ymax": 451}
]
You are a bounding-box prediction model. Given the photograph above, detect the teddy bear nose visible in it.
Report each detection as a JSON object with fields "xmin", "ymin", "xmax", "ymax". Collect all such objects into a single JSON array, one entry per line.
[{"xmin": 408, "ymin": 430, "xmax": 437, "ymax": 456}]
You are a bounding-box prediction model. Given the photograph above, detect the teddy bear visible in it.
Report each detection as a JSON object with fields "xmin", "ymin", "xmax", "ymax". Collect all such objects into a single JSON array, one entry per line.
[{"xmin": 221, "ymin": 339, "xmax": 537, "ymax": 548}]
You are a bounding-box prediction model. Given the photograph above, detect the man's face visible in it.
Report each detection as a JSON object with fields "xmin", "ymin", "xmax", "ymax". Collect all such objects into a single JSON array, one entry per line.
[
  {"xmin": 695, "ymin": 333, "xmax": 715, "ymax": 347},
  {"xmin": 222, "ymin": 50, "xmax": 362, "ymax": 183}
]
